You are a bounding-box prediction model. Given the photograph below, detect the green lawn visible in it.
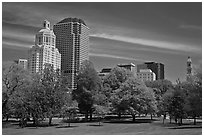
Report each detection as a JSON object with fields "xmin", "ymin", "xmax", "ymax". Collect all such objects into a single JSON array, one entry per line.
[{"xmin": 2, "ymin": 117, "xmax": 202, "ymax": 135}]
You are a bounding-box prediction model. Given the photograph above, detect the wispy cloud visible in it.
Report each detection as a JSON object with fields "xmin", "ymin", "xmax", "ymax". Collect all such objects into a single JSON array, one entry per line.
[
  {"xmin": 179, "ymin": 24, "xmax": 202, "ymax": 31},
  {"xmin": 89, "ymin": 53, "xmax": 148, "ymax": 62},
  {"xmin": 90, "ymin": 33, "xmax": 201, "ymax": 54},
  {"xmin": 3, "ymin": 41, "xmax": 33, "ymax": 48}
]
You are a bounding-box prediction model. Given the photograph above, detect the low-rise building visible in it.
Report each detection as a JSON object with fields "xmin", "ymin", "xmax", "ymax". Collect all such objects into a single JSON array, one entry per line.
[
  {"xmin": 136, "ymin": 69, "xmax": 156, "ymax": 81},
  {"xmin": 15, "ymin": 59, "xmax": 28, "ymax": 69},
  {"xmin": 98, "ymin": 68, "xmax": 112, "ymax": 77},
  {"xmin": 117, "ymin": 63, "xmax": 135, "ymax": 72}
]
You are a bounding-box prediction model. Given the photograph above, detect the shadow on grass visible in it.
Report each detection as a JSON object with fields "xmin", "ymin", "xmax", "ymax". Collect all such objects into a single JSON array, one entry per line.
[
  {"xmin": 104, "ymin": 119, "xmax": 157, "ymax": 124},
  {"xmin": 11, "ymin": 122, "xmax": 59, "ymax": 128},
  {"xmin": 56, "ymin": 125, "xmax": 78, "ymax": 128},
  {"xmin": 88, "ymin": 124, "xmax": 103, "ymax": 127},
  {"xmin": 169, "ymin": 126, "xmax": 202, "ymax": 129}
]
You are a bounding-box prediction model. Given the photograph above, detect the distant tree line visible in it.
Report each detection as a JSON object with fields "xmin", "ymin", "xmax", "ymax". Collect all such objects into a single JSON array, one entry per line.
[{"xmin": 2, "ymin": 60, "xmax": 202, "ymax": 127}]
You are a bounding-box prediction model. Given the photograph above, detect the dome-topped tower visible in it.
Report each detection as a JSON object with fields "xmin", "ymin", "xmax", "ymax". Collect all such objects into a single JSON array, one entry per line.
[
  {"xmin": 28, "ymin": 20, "xmax": 61, "ymax": 74},
  {"xmin": 35, "ymin": 20, "xmax": 55, "ymax": 47},
  {"xmin": 43, "ymin": 20, "xmax": 50, "ymax": 29}
]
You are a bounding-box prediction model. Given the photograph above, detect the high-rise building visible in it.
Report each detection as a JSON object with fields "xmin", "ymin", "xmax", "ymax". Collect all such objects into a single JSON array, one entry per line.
[
  {"xmin": 53, "ymin": 18, "xmax": 89, "ymax": 89},
  {"xmin": 28, "ymin": 20, "xmax": 61, "ymax": 73},
  {"xmin": 186, "ymin": 56, "xmax": 192, "ymax": 81},
  {"xmin": 136, "ymin": 69, "xmax": 156, "ymax": 82},
  {"xmin": 137, "ymin": 62, "xmax": 164, "ymax": 80}
]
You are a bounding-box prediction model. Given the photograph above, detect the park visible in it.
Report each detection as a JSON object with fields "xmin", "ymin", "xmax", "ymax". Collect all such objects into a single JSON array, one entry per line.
[
  {"xmin": 2, "ymin": 115, "xmax": 202, "ymax": 135},
  {"xmin": 2, "ymin": 61, "xmax": 202, "ymax": 135}
]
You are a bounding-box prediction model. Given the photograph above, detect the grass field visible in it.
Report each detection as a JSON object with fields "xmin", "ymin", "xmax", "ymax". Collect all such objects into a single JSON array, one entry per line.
[{"xmin": 2, "ymin": 117, "xmax": 202, "ymax": 135}]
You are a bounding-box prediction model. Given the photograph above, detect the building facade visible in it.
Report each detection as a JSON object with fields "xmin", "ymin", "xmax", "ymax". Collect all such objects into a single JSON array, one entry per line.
[
  {"xmin": 137, "ymin": 62, "xmax": 164, "ymax": 80},
  {"xmin": 53, "ymin": 18, "xmax": 89, "ymax": 89},
  {"xmin": 28, "ymin": 20, "xmax": 61, "ymax": 73},
  {"xmin": 136, "ymin": 69, "xmax": 156, "ymax": 82},
  {"xmin": 98, "ymin": 68, "xmax": 112, "ymax": 77},
  {"xmin": 15, "ymin": 59, "xmax": 28, "ymax": 69},
  {"xmin": 117, "ymin": 63, "xmax": 136, "ymax": 72}
]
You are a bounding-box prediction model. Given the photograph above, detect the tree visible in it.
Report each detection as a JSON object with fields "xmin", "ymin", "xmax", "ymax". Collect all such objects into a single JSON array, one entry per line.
[
  {"xmin": 161, "ymin": 88, "xmax": 174, "ymax": 124},
  {"xmin": 171, "ymin": 87, "xmax": 187, "ymax": 126},
  {"xmin": 146, "ymin": 88, "xmax": 158, "ymax": 120},
  {"xmin": 145, "ymin": 80, "xmax": 173, "ymax": 117},
  {"xmin": 145, "ymin": 79, "xmax": 173, "ymax": 95},
  {"xmin": 102, "ymin": 67, "xmax": 134, "ymax": 118},
  {"xmin": 110, "ymin": 77, "xmax": 157, "ymax": 121},
  {"xmin": 61, "ymin": 99, "xmax": 78, "ymax": 127},
  {"xmin": 72, "ymin": 60, "xmax": 102, "ymax": 121},
  {"xmin": 40, "ymin": 64, "xmax": 69, "ymax": 126},
  {"xmin": 103, "ymin": 67, "xmax": 134, "ymax": 91},
  {"xmin": 2, "ymin": 62, "xmax": 31, "ymax": 121},
  {"xmin": 181, "ymin": 67, "xmax": 202, "ymax": 125},
  {"xmin": 93, "ymin": 105, "xmax": 109, "ymax": 126}
]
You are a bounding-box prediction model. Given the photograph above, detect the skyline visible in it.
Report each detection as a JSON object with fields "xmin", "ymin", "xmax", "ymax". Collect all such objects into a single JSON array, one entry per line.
[{"xmin": 2, "ymin": 2, "xmax": 202, "ymax": 83}]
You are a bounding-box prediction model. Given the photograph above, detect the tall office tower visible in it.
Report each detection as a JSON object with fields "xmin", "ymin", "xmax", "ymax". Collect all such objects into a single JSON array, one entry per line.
[
  {"xmin": 186, "ymin": 56, "xmax": 192, "ymax": 81},
  {"xmin": 28, "ymin": 20, "xmax": 61, "ymax": 73},
  {"xmin": 137, "ymin": 62, "xmax": 164, "ymax": 80},
  {"xmin": 53, "ymin": 18, "xmax": 89, "ymax": 89}
]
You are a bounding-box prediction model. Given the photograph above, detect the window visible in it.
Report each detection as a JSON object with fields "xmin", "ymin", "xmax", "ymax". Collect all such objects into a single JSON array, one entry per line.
[{"xmin": 46, "ymin": 37, "xmax": 49, "ymax": 43}]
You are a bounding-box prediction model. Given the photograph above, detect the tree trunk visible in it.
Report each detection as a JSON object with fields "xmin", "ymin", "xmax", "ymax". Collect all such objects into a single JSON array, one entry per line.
[
  {"xmin": 169, "ymin": 115, "xmax": 172, "ymax": 124},
  {"xmin": 162, "ymin": 116, "xmax": 165, "ymax": 124},
  {"xmin": 33, "ymin": 116, "xmax": 38, "ymax": 128},
  {"xmin": 162, "ymin": 113, "xmax": 166, "ymax": 124},
  {"xmin": 175, "ymin": 118, "xmax": 177, "ymax": 123},
  {"xmin": 6, "ymin": 115, "xmax": 9, "ymax": 122},
  {"xmin": 49, "ymin": 116, "xmax": 53, "ymax": 126},
  {"xmin": 194, "ymin": 116, "xmax": 196, "ymax": 125},
  {"xmin": 68, "ymin": 116, "xmax": 71, "ymax": 127},
  {"xmin": 178, "ymin": 118, "xmax": 182, "ymax": 126},
  {"xmin": 85, "ymin": 112, "xmax": 88, "ymax": 122},
  {"xmin": 150, "ymin": 114, "xmax": 153, "ymax": 120},
  {"xmin": 90, "ymin": 110, "xmax": 92, "ymax": 121},
  {"xmin": 132, "ymin": 114, "xmax": 135, "ymax": 122},
  {"xmin": 118, "ymin": 112, "xmax": 121, "ymax": 119}
]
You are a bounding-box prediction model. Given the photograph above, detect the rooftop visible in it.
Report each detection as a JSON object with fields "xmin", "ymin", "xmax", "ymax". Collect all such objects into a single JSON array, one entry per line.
[
  {"xmin": 117, "ymin": 63, "xmax": 135, "ymax": 67},
  {"xmin": 57, "ymin": 18, "xmax": 87, "ymax": 26},
  {"xmin": 100, "ymin": 68, "xmax": 112, "ymax": 73}
]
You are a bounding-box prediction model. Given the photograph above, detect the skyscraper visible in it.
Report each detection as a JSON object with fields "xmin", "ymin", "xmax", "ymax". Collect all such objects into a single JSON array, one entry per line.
[
  {"xmin": 137, "ymin": 62, "xmax": 164, "ymax": 80},
  {"xmin": 28, "ymin": 20, "xmax": 61, "ymax": 73},
  {"xmin": 53, "ymin": 18, "xmax": 89, "ymax": 89},
  {"xmin": 186, "ymin": 56, "xmax": 192, "ymax": 81}
]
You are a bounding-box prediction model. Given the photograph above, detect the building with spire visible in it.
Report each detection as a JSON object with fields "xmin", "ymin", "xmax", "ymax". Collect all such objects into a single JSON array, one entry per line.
[
  {"xmin": 186, "ymin": 56, "xmax": 192, "ymax": 81},
  {"xmin": 53, "ymin": 18, "xmax": 89, "ymax": 89},
  {"xmin": 28, "ymin": 20, "xmax": 61, "ymax": 73}
]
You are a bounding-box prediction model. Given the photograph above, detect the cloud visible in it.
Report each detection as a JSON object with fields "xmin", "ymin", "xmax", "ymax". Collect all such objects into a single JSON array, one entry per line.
[
  {"xmin": 3, "ymin": 41, "xmax": 33, "ymax": 48},
  {"xmin": 89, "ymin": 53, "xmax": 148, "ymax": 62},
  {"xmin": 179, "ymin": 24, "xmax": 202, "ymax": 31},
  {"xmin": 90, "ymin": 33, "xmax": 201, "ymax": 54}
]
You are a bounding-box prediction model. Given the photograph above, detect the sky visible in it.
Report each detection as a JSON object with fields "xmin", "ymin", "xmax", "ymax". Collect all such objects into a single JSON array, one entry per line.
[{"xmin": 2, "ymin": 2, "xmax": 202, "ymax": 83}]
